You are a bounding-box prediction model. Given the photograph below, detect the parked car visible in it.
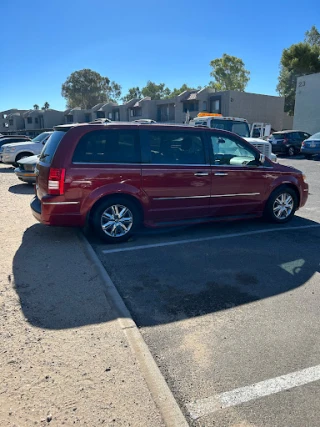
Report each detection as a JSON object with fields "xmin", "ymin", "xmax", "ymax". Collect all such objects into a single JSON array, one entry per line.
[
  {"xmin": 0, "ymin": 135, "xmax": 31, "ymax": 161},
  {"xmin": 268, "ymin": 130, "xmax": 311, "ymax": 156},
  {"xmin": 14, "ymin": 154, "xmax": 39, "ymax": 184},
  {"xmin": 133, "ymin": 119, "xmax": 156, "ymax": 124},
  {"xmin": 31, "ymin": 123, "xmax": 309, "ymax": 243},
  {"xmin": 1, "ymin": 132, "xmax": 53, "ymax": 166},
  {"xmin": 300, "ymin": 132, "xmax": 320, "ymax": 159}
]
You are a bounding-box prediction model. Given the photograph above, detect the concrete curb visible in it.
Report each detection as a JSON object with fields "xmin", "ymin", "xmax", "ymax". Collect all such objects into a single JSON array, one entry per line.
[{"xmin": 77, "ymin": 231, "xmax": 189, "ymax": 427}]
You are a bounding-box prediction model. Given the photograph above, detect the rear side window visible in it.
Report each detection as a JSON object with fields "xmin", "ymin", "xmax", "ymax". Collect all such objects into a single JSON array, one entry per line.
[
  {"xmin": 39, "ymin": 131, "xmax": 66, "ymax": 164},
  {"xmin": 147, "ymin": 130, "xmax": 206, "ymax": 164},
  {"xmin": 72, "ymin": 130, "xmax": 140, "ymax": 163}
]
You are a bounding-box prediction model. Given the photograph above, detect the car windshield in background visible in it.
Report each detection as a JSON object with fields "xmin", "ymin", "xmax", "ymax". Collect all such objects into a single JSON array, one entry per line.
[
  {"xmin": 210, "ymin": 119, "xmax": 250, "ymax": 138},
  {"xmin": 194, "ymin": 120, "xmax": 207, "ymax": 126},
  {"xmin": 32, "ymin": 133, "xmax": 49, "ymax": 143},
  {"xmin": 310, "ymin": 132, "xmax": 320, "ymax": 140},
  {"xmin": 39, "ymin": 131, "xmax": 66, "ymax": 164}
]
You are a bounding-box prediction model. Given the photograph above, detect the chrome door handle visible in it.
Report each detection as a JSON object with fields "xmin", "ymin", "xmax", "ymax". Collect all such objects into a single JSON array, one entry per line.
[
  {"xmin": 194, "ymin": 172, "xmax": 209, "ymax": 176},
  {"xmin": 214, "ymin": 172, "xmax": 228, "ymax": 176}
]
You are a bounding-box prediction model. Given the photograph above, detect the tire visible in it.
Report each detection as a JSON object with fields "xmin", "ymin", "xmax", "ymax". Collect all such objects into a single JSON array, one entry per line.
[
  {"xmin": 264, "ymin": 186, "xmax": 298, "ymax": 224},
  {"xmin": 304, "ymin": 154, "xmax": 313, "ymax": 160},
  {"xmin": 92, "ymin": 196, "xmax": 141, "ymax": 243},
  {"xmin": 287, "ymin": 146, "xmax": 295, "ymax": 157}
]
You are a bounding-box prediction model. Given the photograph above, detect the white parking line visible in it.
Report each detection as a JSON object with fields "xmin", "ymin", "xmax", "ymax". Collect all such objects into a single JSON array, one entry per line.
[
  {"xmin": 101, "ymin": 224, "xmax": 320, "ymax": 254},
  {"xmin": 186, "ymin": 364, "xmax": 320, "ymax": 420}
]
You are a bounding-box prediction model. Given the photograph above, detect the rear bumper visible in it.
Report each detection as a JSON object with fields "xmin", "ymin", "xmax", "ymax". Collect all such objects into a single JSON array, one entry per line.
[
  {"xmin": 300, "ymin": 147, "xmax": 320, "ymax": 155},
  {"xmin": 30, "ymin": 196, "xmax": 85, "ymax": 227}
]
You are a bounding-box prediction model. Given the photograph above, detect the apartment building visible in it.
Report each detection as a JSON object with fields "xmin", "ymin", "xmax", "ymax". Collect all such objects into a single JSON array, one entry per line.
[
  {"xmin": 0, "ymin": 109, "xmax": 26, "ymax": 132},
  {"xmin": 1, "ymin": 88, "xmax": 290, "ymax": 134},
  {"xmin": 23, "ymin": 109, "xmax": 64, "ymax": 130}
]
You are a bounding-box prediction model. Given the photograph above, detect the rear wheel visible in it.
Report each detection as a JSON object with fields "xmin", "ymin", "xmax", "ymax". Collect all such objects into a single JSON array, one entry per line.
[
  {"xmin": 92, "ymin": 196, "xmax": 141, "ymax": 243},
  {"xmin": 264, "ymin": 187, "xmax": 298, "ymax": 223},
  {"xmin": 287, "ymin": 146, "xmax": 295, "ymax": 157},
  {"xmin": 304, "ymin": 154, "xmax": 313, "ymax": 160}
]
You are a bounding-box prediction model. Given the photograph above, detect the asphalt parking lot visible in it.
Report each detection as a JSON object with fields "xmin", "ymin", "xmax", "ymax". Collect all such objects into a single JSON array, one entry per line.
[{"xmin": 88, "ymin": 155, "xmax": 320, "ymax": 426}]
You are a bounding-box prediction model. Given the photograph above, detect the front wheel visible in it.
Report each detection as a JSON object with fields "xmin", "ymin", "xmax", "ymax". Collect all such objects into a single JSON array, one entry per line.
[
  {"xmin": 92, "ymin": 197, "xmax": 141, "ymax": 243},
  {"xmin": 264, "ymin": 187, "xmax": 298, "ymax": 223}
]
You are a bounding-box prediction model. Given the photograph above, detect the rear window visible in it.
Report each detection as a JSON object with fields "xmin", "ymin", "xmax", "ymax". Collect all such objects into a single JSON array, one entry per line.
[
  {"xmin": 272, "ymin": 133, "xmax": 286, "ymax": 139},
  {"xmin": 310, "ymin": 132, "xmax": 320, "ymax": 139},
  {"xmin": 72, "ymin": 129, "xmax": 140, "ymax": 163},
  {"xmin": 39, "ymin": 131, "xmax": 66, "ymax": 164},
  {"xmin": 210, "ymin": 119, "xmax": 250, "ymax": 138}
]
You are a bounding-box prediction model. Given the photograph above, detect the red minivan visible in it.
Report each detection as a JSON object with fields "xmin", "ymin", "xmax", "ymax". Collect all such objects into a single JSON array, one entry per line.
[{"xmin": 31, "ymin": 122, "xmax": 309, "ymax": 243}]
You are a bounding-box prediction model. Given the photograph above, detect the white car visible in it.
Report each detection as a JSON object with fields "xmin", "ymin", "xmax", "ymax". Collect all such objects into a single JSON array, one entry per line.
[
  {"xmin": 1, "ymin": 132, "xmax": 53, "ymax": 166},
  {"xmin": 190, "ymin": 115, "xmax": 277, "ymax": 162}
]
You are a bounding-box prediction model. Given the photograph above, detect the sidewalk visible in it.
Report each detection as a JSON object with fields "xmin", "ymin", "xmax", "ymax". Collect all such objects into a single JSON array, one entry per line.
[{"xmin": 0, "ymin": 165, "xmax": 164, "ymax": 426}]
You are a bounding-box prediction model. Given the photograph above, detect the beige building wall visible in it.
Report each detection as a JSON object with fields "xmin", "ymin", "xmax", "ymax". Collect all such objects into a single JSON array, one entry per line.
[
  {"xmin": 226, "ymin": 91, "xmax": 285, "ymax": 130},
  {"xmin": 294, "ymin": 73, "xmax": 320, "ymax": 134}
]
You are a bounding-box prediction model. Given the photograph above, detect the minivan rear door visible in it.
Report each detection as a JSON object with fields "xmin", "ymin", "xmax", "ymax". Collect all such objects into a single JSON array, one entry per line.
[{"xmin": 140, "ymin": 129, "xmax": 211, "ymax": 222}]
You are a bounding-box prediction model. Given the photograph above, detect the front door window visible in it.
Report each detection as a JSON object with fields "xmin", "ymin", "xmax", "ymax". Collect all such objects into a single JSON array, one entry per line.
[{"xmin": 211, "ymin": 135, "xmax": 258, "ymax": 167}]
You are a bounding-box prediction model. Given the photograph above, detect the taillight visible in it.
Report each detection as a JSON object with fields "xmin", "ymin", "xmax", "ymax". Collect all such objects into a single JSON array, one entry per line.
[
  {"xmin": 48, "ymin": 168, "xmax": 65, "ymax": 195},
  {"xmin": 301, "ymin": 140, "xmax": 306, "ymax": 147}
]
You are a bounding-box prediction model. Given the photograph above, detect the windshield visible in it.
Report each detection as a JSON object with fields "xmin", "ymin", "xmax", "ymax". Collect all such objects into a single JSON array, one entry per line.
[
  {"xmin": 39, "ymin": 131, "xmax": 66, "ymax": 164},
  {"xmin": 32, "ymin": 132, "xmax": 50, "ymax": 143},
  {"xmin": 210, "ymin": 119, "xmax": 250, "ymax": 138}
]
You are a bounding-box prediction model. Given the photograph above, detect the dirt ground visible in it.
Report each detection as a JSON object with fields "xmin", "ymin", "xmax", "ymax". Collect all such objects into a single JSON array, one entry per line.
[{"xmin": 0, "ymin": 165, "xmax": 164, "ymax": 427}]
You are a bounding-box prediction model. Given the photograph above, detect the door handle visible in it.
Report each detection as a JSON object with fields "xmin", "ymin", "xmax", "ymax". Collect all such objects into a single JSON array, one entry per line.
[
  {"xmin": 214, "ymin": 172, "xmax": 228, "ymax": 176},
  {"xmin": 194, "ymin": 172, "xmax": 209, "ymax": 176}
]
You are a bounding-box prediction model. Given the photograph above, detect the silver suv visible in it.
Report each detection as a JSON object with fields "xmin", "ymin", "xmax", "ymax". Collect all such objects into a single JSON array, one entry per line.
[{"xmin": 1, "ymin": 132, "xmax": 52, "ymax": 165}]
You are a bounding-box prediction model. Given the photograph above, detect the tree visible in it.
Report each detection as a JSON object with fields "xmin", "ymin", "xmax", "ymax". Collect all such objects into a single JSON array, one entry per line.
[
  {"xmin": 61, "ymin": 69, "xmax": 121, "ymax": 109},
  {"xmin": 141, "ymin": 81, "xmax": 171, "ymax": 100},
  {"xmin": 209, "ymin": 54, "xmax": 250, "ymax": 91},
  {"xmin": 168, "ymin": 84, "xmax": 195, "ymax": 98},
  {"xmin": 33, "ymin": 104, "xmax": 39, "ymax": 110},
  {"xmin": 42, "ymin": 102, "xmax": 50, "ymax": 110},
  {"xmin": 277, "ymin": 30, "xmax": 320, "ymax": 115},
  {"xmin": 108, "ymin": 81, "xmax": 122, "ymax": 103},
  {"xmin": 305, "ymin": 25, "xmax": 320, "ymax": 47},
  {"xmin": 122, "ymin": 87, "xmax": 142, "ymax": 103}
]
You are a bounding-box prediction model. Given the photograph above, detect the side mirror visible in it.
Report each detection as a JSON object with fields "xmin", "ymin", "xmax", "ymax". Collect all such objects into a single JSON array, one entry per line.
[
  {"xmin": 42, "ymin": 140, "xmax": 46, "ymax": 145},
  {"xmin": 259, "ymin": 153, "xmax": 265, "ymax": 164}
]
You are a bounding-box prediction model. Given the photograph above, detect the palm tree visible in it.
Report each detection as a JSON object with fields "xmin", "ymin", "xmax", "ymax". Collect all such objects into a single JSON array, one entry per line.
[
  {"xmin": 43, "ymin": 102, "xmax": 50, "ymax": 110},
  {"xmin": 33, "ymin": 104, "xmax": 39, "ymax": 110}
]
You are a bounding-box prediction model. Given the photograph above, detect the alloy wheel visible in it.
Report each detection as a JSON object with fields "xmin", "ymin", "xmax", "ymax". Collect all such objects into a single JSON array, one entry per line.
[
  {"xmin": 100, "ymin": 204, "xmax": 133, "ymax": 238},
  {"xmin": 272, "ymin": 193, "xmax": 294, "ymax": 220}
]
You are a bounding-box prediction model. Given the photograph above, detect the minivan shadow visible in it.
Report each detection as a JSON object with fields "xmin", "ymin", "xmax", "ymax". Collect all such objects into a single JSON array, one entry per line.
[
  {"xmin": 13, "ymin": 224, "xmax": 117, "ymax": 330},
  {"xmin": 13, "ymin": 218, "xmax": 320, "ymax": 330},
  {"xmin": 100, "ymin": 216, "xmax": 320, "ymax": 327}
]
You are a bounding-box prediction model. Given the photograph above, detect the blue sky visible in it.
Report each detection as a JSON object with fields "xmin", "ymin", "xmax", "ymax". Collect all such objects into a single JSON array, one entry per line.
[{"xmin": 0, "ymin": 0, "xmax": 319, "ymax": 111}]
